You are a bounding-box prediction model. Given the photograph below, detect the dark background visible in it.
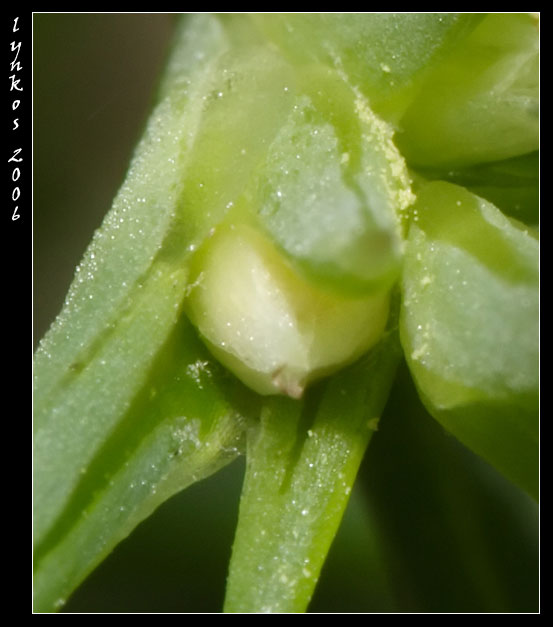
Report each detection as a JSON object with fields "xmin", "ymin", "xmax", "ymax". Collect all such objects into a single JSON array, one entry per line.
[{"xmin": 33, "ymin": 13, "xmax": 176, "ymax": 343}]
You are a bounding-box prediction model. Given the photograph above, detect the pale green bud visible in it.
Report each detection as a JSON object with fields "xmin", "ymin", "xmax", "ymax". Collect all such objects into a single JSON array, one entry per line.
[{"xmin": 185, "ymin": 224, "xmax": 390, "ymax": 398}]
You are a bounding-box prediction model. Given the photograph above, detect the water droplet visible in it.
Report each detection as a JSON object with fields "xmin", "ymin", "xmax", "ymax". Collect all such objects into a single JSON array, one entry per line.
[{"xmin": 171, "ymin": 417, "xmax": 202, "ymax": 456}]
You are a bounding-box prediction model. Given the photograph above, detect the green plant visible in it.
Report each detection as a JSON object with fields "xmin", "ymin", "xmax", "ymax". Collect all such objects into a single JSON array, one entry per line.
[{"xmin": 33, "ymin": 13, "xmax": 539, "ymax": 613}]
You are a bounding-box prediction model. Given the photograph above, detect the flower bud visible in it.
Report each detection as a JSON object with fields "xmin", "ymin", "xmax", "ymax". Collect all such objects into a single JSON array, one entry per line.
[{"xmin": 185, "ymin": 224, "xmax": 390, "ymax": 397}]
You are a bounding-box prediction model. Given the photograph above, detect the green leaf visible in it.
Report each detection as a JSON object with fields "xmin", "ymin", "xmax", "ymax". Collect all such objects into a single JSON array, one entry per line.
[
  {"xmin": 34, "ymin": 304, "xmax": 259, "ymax": 613},
  {"xmin": 400, "ymin": 181, "xmax": 539, "ymax": 498},
  {"xmin": 251, "ymin": 13, "xmax": 483, "ymax": 122},
  {"xmin": 397, "ymin": 13, "xmax": 539, "ymax": 167},
  {"xmin": 224, "ymin": 319, "xmax": 402, "ymax": 613},
  {"xmin": 412, "ymin": 151, "xmax": 539, "ymax": 227},
  {"xmin": 171, "ymin": 19, "xmax": 414, "ymax": 297},
  {"xmin": 33, "ymin": 14, "xmax": 261, "ymax": 612},
  {"xmin": 251, "ymin": 65, "xmax": 413, "ymax": 296}
]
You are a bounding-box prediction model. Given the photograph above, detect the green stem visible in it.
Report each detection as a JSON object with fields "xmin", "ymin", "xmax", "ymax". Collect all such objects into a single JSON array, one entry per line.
[{"xmin": 224, "ymin": 316, "xmax": 402, "ymax": 613}]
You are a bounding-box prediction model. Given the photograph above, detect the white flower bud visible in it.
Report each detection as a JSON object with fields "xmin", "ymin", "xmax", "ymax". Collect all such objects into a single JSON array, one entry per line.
[{"xmin": 185, "ymin": 224, "xmax": 390, "ymax": 397}]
